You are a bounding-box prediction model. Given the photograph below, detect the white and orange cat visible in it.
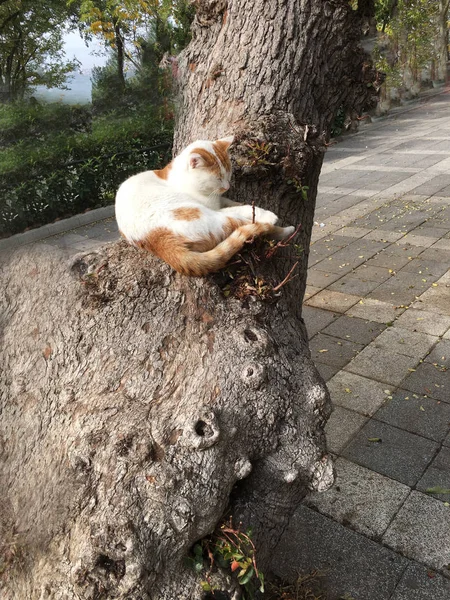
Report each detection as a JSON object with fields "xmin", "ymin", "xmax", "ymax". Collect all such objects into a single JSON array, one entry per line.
[{"xmin": 115, "ymin": 136, "xmax": 294, "ymax": 276}]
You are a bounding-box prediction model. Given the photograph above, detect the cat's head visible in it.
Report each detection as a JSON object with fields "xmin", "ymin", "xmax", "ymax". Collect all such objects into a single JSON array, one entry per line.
[{"xmin": 176, "ymin": 136, "xmax": 234, "ymax": 196}]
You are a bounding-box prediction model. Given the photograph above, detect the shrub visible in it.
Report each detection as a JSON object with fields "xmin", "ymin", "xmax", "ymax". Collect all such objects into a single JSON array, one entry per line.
[{"xmin": 0, "ymin": 105, "xmax": 173, "ymax": 237}]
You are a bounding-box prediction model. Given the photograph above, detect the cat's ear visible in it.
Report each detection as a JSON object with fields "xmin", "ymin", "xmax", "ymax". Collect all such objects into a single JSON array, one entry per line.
[
  {"xmin": 189, "ymin": 153, "xmax": 205, "ymax": 169},
  {"xmin": 216, "ymin": 135, "xmax": 234, "ymax": 150}
]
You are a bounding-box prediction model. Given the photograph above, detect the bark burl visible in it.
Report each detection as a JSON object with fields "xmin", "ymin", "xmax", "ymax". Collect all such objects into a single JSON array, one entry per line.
[{"xmin": 1, "ymin": 1, "xmax": 376, "ymax": 598}]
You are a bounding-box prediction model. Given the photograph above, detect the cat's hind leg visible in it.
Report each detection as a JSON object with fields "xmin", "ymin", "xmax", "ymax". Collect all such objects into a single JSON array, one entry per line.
[{"xmin": 219, "ymin": 204, "xmax": 279, "ymax": 225}]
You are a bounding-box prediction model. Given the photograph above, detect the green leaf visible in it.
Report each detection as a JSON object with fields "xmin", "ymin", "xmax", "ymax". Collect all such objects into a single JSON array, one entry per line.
[
  {"xmin": 238, "ymin": 565, "xmax": 255, "ymax": 585},
  {"xmin": 200, "ymin": 581, "xmax": 211, "ymax": 591},
  {"xmin": 259, "ymin": 571, "xmax": 265, "ymax": 593},
  {"xmin": 425, "ymin": 487, "xmax": 450, "ymax": 495}
]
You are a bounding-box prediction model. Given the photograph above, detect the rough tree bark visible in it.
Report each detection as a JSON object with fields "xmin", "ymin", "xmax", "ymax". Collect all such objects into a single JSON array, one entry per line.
[
  {"xmin": 0, "ymin": 2, "xmax": 377, "ymax": 599},
  {"xmin": 438, "ymin": 0, "xmax": 450, "ymax": 82}
]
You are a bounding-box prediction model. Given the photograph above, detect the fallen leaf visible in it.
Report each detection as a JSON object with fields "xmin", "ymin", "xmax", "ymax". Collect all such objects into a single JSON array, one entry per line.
[
  {"xmin": 368, "ymin": 437, "xmax": 382, "ymax": 443},
  {"xmin": 425, "ymin": 487, "xmax": 450, "ymax": 495},
  {"xmin": 231, "ymin": 560, "xmax": 240, "ymax": 572}
]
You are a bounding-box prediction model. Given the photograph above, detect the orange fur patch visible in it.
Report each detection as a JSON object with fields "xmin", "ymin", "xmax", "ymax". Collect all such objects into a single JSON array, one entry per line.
[
  {"xmin": 187, "ymin": 234, "xmax": 218, "ymax": 253},
  {"xmin": 172, "ymin": 207, "xmax": 201, "ymax": 221},
  {"xmin": 213, "ymin": 140, "xmax": 232, "ymax": 172},
  {"xmin": 190, "ymin": 147, "xmax": 222, "ymax": 177},
  {"xmin": 154, "ymin": 162, "xmax": 173, "ymax": 180},
  {"xmin": 223, "ymin": 216, "xmax": 241, "ymax": 237}
]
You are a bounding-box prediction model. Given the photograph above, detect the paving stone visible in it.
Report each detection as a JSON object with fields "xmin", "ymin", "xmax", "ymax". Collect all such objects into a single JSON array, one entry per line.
[
  {"xmin": 351, "ymin": 264, "xmax": 393, "ymax": 283},
  {"xmin": 324, "ymin": 406, "xmax": 368, "ymax": 454},
  {"xmin": 411, "ymin": 282, "xmax": 450, "ymax": 317},
  {"xmin": 329, "ymin": 273, "xmax": 381, "ymax": 296},
  {"xmin": 304, "ymin": 285, "xmax": 321, "ymax": 301},
  {"xmin": 363, "ymin": 229, "xmax": 406, "ymax": 242},
  {"xmin": 415, "ymin": 225, "xmax": 450, "ymax": 239},
  {"xmin": 301, "ymin": 305, "xmax": 340, "ymax": 339},
  {"xmin": 367, "ymin": 272, "xmax": 432, "ymax": 306},
  {"xmin": 410, "ymin": 175, "xmax": 450, "ymax": 196},
  {"xmin": 418, "ymin": 246, "xmax": 450, "ymax": 262},
  {"xmin": 383, "ymin": 242, "xmax": 424, "ymax": 258},
  {"xmin": 432, "ymin": 238, "xmax": 450, "ymax": 250},
  {"xmin": 308, "ymin": 248, "xmax": 342, "ymax": 268},
  {"xmin": 401, "ymin": 361, "xmax": 450, "ymax": 403},
  {"xmin": 311, "ymin": 234, "xmax": 353, "ymax": 252},
  {"xmin": 322, "ymin": 315, "xmax": 386, "ymax": 345},
  {"xmin": 400, "ymin": 233, "xmax": 438, "ymax": 247},
  {"xmin": 383, "ymin": 491, "xmax": 450, "ymax": 573},
  {"xmin": 314, "ymin": 362, "xmax": 340, "ymax": 382},
  {"xmin": 327, "ymin": 371, "xmax": 391, "ymax": 416},
  {"xmin": 332, "ymin": 226, "xmax": 371, "ymax": 238},
  {"xmin": 310, "ymin": 333, "xmax": 364, "ymax": 368},
  {"xmin": 344, "ymin": 344, "xmax": 419, "ymax": 386},
  {"xmin": 270, "ymin": 505, "xmax": 408, "ymax": 600},
  {"xmin": 305, "ymin": 457, "xmax": 411, "ymax": 539},
  {"xmin": 370, "ymin": 327, "xmax": 437, "ymax": 358},
  {"xmin": 342, "ymin": 419, "xmax": 438, "ymax": 486},
  {"xmin": 365, "ymin": 252, "xmax": 417, "ymax": 271},
  {"xmin": 424, "ymin": 338, "xmax": 450, "ymax": 368},
  {"xmin": 313, "ymin": 257, "xmax": 359, "ymax": 275},
  {"xmin": 399, "ymin": 257, "xmax": 449, "ymax": 279},
  {"xmin": 347, "ymin": 298, "xmax": 405, "ymax": 324},
  {"xmin": 394, "ymin": 308, "xmax": 450, "ymax": 336},
  {"xmin": 319, "ymin": 195, "xmax": 363, "ymax": 216},
  {"xmin": 308, "ymin": 249, "xmax": 334, "ymax": 267},
  {"xmin": 304, "ymin": 289, "xmax": 361, "ymax": 313},
  {"xmin": 306, "ymin": 268, "xmax": 343, "ymax": 288},
  {"xmin": 390, "ymin": 563, "xmax": 450, "ymax": 600},
  {"xmin": 374, "ymin": 389, "xmax": 450, "ymax": 442},
  {"xmin": 417, "ymin": 446, "xmax": 450, "ymax": 501}
]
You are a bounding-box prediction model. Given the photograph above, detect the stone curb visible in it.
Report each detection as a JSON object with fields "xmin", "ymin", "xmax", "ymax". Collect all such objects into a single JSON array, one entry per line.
[{"xmin": 0, "ymin": 205, "xmax": 115, "ymax": 253}]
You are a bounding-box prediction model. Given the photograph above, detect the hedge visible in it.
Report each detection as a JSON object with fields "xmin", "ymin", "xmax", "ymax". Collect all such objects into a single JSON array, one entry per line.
[{"xmin": 0, "ymin": 107, "xmax": 173, "ymax": 237}]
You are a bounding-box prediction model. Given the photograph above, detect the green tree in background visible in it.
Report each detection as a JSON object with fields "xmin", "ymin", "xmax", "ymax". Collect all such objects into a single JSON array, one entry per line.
[
  {"xmin": 0, "ymin": 0, "xmax": 79, "ymax": 101},
  {"xmin": 373, "ymin": 0, "xmax": 441, "ymax": 100},
  {"xmin": 88, "ymin": 0, "xmax": 194, "ymax": 113},
  {"xmin": 73, "ymin": 0, "xmax": 193, "ymax": 94}
]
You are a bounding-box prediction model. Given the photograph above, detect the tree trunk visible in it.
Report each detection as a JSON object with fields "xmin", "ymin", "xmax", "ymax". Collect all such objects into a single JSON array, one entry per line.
[
  {"xmin": 114, "ymin": 20, "xmax": 126, "ymax": 90},
  {"xmin": 437, "ymin": 0, "xmax": 449, "ymax": 82},
  {"xmin": 174, "ymin": 0, "xmax": 378, "ymax": 317},
  {"xmin": 357, "ymin": 0, "xmax": 377, "ymax": 36},
  {"xmin": 1, "ymin": 2, "xmax": 377, "ymax": 599}
]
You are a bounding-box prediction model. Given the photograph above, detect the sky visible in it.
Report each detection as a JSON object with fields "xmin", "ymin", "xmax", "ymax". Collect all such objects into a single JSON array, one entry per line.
[
  {"xmin": 63, "ymin": 30, "xmax": 108, "ymax": 72},
  {"xmin": 35, "ymin": 30, "xmax": 108, "ymax": 103}
]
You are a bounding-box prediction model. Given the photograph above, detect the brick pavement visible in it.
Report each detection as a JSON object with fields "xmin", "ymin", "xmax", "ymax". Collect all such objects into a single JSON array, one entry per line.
[
  {"xmin": 272, "ymin": 92, "xmax": 450, "ymax": 599},
  {"xmin": 2, "ymin": 92, "xmax": 450, "ymax": 599}
]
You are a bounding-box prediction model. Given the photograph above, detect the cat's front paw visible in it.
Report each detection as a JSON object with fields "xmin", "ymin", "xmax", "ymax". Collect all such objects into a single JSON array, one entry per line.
[{"xmin": 255, "ymin": 208, "xmax": 279, "ymax": 225}]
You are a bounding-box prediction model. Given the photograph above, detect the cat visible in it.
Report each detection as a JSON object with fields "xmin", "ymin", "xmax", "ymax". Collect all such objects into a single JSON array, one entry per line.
[{"xmin": 115, "ymin": 136, "xmax": 295, "ymax": 276}]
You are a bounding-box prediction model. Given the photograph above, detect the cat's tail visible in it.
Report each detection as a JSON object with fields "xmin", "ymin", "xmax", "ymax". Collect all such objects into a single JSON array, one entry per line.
[{"xmin": 140, "ymin": 222, "xmax": 295, "ymax": 277}]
